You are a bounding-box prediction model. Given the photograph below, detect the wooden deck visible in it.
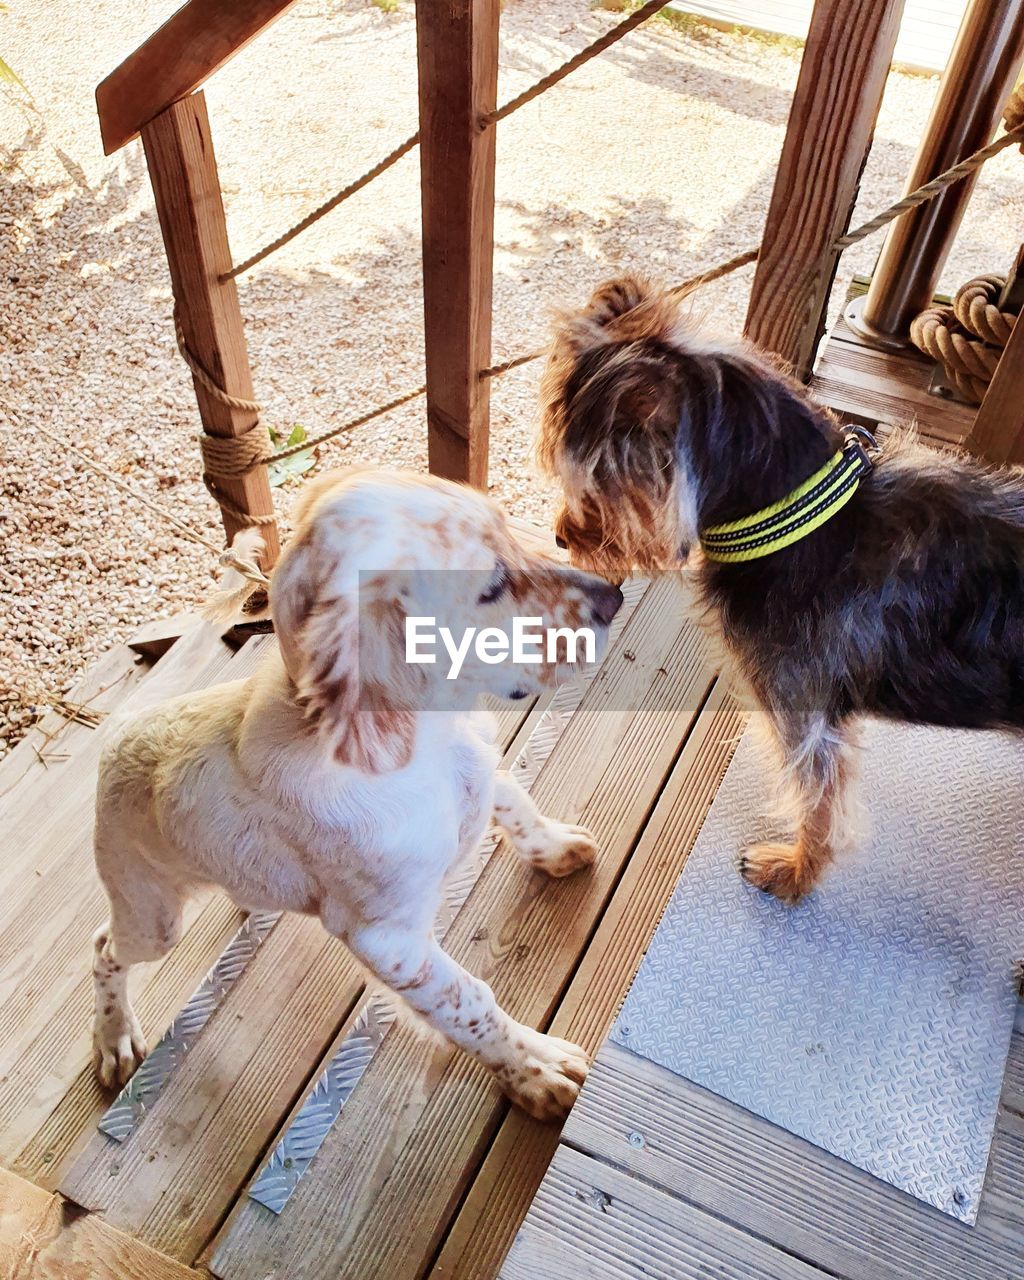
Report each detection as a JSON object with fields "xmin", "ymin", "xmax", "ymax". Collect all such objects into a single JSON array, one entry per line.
[
  {"xmin": 0, "ymin": 346, "xmax": 1014, "ymax": 1276},
  {"xmin": 0, "ymin": 541, "xmax": 743, "ymax": 1279},
  {"xmin": 507, "ymin": 1006, "xmax": 1024, "ymax": 1280},
  {"xmin": 810, "ymin": 277, "xmax": 978, "ymax": 449}
]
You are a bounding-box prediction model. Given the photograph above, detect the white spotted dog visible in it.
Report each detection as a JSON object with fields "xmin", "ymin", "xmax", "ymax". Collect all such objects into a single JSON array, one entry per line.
[{"xmin": 91, "ymin": 468, "xmax": 622, "ymax": 1121}]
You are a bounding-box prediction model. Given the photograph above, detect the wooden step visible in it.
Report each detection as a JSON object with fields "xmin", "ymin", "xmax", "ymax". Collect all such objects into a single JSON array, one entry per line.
[
  {"xmin": 433, "ymin": 682, "xmax": 745, "ymax": 1278},
  {"xmin": 60, "ymin": 682, "xmax": 539, "ymax": 1263},
  {"xmin": 0, "ymin": 1164, "xmax": 199, "ymax": 1280},
  {"xmin": 207, "ymin": 577, "xmax": 718, "ymax": 1280},
  {"xmin": 0, "ymin": 626, "xmax": 261, "ymax": 1187}
]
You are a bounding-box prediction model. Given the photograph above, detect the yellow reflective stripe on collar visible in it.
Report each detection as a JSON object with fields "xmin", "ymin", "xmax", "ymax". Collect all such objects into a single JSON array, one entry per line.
[
  {"xmin": 701, "ymin": 450, "xmax": 844, "ymax": 541},
  {"xmin": 699, "ymin": 440, "xmax": 870, "ymax": 563}
]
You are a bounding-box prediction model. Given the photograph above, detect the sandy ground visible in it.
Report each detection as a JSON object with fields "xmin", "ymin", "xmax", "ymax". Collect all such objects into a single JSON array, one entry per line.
[{"xmin": 2, "ymin": 0, "xmax": 1023, "ymax": 754}]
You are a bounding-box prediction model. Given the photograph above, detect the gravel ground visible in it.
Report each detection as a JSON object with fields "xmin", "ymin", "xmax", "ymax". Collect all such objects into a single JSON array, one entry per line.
[{"xmin": 2, "ymin": 0, "xmax": 1023, "ymax": 756}]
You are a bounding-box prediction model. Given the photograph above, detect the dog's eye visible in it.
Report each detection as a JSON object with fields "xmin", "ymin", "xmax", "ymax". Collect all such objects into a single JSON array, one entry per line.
[{"xmin": 477, "ymin": 561, "xmax": 509, "ymax": 605}]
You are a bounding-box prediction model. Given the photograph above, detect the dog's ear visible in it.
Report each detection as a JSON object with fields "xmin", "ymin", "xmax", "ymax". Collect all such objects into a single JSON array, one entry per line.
[
  {"xmin": 581, "ymin": 274, "xmax": 655, "ymax": 328},
  {"xmin": 271, "ymin": 537, "xmax": 423, "ymax": 773}
]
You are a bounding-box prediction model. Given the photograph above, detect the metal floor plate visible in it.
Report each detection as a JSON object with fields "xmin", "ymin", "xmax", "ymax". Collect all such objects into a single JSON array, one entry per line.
[{"xmin": 612, "ymin": 720, "xmax": 1024, "ymax": 1223}]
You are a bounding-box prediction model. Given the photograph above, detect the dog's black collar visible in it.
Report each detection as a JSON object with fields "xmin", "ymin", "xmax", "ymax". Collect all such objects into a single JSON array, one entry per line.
[{"xmin": 700, "ymin": 430, "xmax": 876, "ymax": 563}]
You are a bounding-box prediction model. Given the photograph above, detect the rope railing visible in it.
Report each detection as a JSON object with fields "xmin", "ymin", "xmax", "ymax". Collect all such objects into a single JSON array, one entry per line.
[
  {"xmin": 223, "ymin": 0, "xmax": 674, "ymax": 282},
  {"xmin": 198, "ymin": 112, "xmax": 1024, "ymax": 474}
]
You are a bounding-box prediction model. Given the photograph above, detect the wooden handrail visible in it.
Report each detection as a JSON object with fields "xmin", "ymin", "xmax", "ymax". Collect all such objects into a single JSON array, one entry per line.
[{"xmin": 96, "ymin": 0, "xmax": 299, "ymax": 155}]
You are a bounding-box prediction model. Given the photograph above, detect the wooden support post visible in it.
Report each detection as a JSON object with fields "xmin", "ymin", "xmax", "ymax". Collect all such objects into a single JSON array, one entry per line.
[
  {"xmin": 414, "ymin": 0, "xmax": 499, "ymax": 487},
  {"xmin": 141, "ymin": 92, "xmax": 280, "ymax": 562},
  {"xmin": 965, "ymin": 309, "xmax": 1024, "ymax": 464},
  {"xmin": 744, "ymin": 0, "xmax": 906, "ymax": 378}
]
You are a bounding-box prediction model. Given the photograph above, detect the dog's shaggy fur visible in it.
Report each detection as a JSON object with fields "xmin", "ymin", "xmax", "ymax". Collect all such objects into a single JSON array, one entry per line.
[
  {"xmin": 540, "ymin": 274, "xmax": 1024, "ymax": 903},
  {"xmin": 91, "ymin": 468, "xmax": 623, "ymax": 1120}
]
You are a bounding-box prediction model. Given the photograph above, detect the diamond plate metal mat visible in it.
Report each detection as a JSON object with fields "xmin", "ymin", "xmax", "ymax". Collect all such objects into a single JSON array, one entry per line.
[
  {"xmin": 244, "ymin": 578, "xmax": 649, "ymax": 1213},
  {"xmin": 612, "ymin": 720, "xmax": 1024, "ymax": 1223},
  {"xmin": 98, "ymin": 910, "xmax": 280, "ymax": 1141}
]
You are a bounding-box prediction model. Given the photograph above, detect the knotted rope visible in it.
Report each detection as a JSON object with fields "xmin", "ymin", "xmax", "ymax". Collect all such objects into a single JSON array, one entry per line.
[
  {"xmin": 907, "ymin": 87, "xmax": 1024, "ymax": 404},
  {"xmin": 910, "ymin": 274, "xmax": 1017, "ymax": 404}
]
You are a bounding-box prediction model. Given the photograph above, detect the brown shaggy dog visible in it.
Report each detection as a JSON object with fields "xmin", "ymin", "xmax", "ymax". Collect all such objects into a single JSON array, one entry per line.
[{"xmin": 539, "ymin": 273, "xmax": 1024, "ymax": 903}]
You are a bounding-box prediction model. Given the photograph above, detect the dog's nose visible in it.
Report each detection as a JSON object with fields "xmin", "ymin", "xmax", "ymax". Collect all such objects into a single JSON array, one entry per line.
[{"xmin": 589, "ymin": 581, "xmax": 624, "ymax": 627}]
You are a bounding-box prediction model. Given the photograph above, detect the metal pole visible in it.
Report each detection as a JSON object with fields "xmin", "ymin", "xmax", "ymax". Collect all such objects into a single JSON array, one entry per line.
[{"xmin": 850, "ymin": 0, "xmax": 1024, "ymax": 347}]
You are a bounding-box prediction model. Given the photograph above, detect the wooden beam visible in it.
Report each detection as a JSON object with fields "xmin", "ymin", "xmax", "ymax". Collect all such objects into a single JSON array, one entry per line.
[
  {"xmin": 96, "ymin": 0, "xmax": 300, "ymax": 155},
  {"xmin": 965, "ymin": 309, "xmax": 1024, "ymax": 464},
  {"xmin": 0, "ymin": 1166, "xmax": 197, "ymax": 1280},
  {"xmin": 744, "ymin": 0, "xmax": 906, "ymax": 377},
  {"xmin": 142, "ymin": 93, "xmax": 280, "ymax": 562},
  {"xmin": 415, "ymin": 0, "xmax": 499, "ymax": 487}
]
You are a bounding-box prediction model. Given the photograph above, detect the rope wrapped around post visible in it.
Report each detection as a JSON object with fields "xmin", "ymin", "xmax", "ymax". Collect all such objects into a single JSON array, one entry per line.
[{"xmin": 173, "ymin": 304, "xmax": 277, "ymax": 527}]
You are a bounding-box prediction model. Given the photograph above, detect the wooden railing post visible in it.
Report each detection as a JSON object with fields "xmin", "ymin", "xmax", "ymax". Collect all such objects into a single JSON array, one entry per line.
[
  {"xmin": 744, "ymin": 0, "xmax": 906, "ymax": 377},
  {"xmin": 141, "ymin": 92, "xmax": 280, "ymax": 562},
  {"xmin": 414, "ymin": 0, "xmax": 500, "ymax": 487},
  {"xmin": 965, "ymin": 310, "xmax": 1024, "ymax": 463}
]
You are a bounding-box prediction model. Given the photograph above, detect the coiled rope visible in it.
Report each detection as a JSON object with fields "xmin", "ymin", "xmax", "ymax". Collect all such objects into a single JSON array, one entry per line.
[
  {"xmin": 905, "ymin": 87, "xmax": 1024, "ymax": 403},
  {"xmin": 910, "ymin": 274, "xmax": 1018, "ymax": 404}
]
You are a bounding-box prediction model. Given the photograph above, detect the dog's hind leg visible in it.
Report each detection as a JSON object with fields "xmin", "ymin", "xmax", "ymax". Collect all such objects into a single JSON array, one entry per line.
[
  {"xmin": 92, "ymin": 834, "xmax": 186, "ymax": 1088},
  {"xmin": 740, "ymin": 714, "xmax": 861, "ymax": 905},
  {"xmin": 491, "ymin": 771, "xmax": 597, "ymax": 878}
]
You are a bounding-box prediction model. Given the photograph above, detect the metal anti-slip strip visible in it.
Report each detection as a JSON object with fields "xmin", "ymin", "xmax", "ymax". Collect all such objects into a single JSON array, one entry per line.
[
  {"xmin": 246, "ymin": 577, "xmax": 649, "ymax": 1213},
  {"xmin": 97, "ymin": 910, "xmax": 281, "ymax": 1141},
  {"xmin": 93, "ymin": 579, "xmax": 647, "ymax": 1187}
]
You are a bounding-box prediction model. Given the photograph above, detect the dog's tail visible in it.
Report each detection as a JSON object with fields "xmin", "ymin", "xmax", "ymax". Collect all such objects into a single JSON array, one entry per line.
[{"xmin": 201, "ymin": 529, "xmax": 272, "ymax": 624}]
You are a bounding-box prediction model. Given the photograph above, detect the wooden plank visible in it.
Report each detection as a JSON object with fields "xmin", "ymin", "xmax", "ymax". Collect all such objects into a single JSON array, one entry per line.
[
  {"xmin": 60, "ymin": 679, "xmax": 537, "ymax": 1262},
  {"xmin": 13, "ymin": 896, "xmax": 244, "ymax": 1189},
  {"xmin": 744, "ymin": 0, "xmax": 906, "ymax": 376},
  {"xmin": 0, "ymin": 623, "xmax": 233, "ymax": 920},
  {"xmin": 432, "ymin": 682, "xmax": 745, "ymax": 1279},
  {"xmin": 501, "ymin": 1144, "xmax": 828, "ymax": 1280},
  {"xmin": 811, "ymin": 331, "xmax": 976, "ymax": 446},
  {"xmin": 96, "ymin": 0, "xmax": 300, "ymax": 155},
  {"xmin": 141, "ymin": 93, "xmax": 280, "ymax": 558},
  {"xmin": 0, "ymin": 1166, "xmax": 197, "ymax": 1280},
  {"xmin": 810, "ymin": 279, "xmax": 976, "ymax": 447},
  {"xmin": 60, "ymin": 917, "xmax": 362, "ymax": 1258},
  {"xmin": 0, "ymin": 635, "xmax": 263, "ymax": 1177},
  {"xmin": 0, "ymin": 645, "xmax": 143, "ymax": 802},
  {"xmin": 209, "ymin": 579, "xmax": 718, "ymax": 1280},
  {"xmin": 415, "ymin": 0, "xmax": 499, "ymax": 486},
  {"xmin": 127, "ymin": 613, "xmax": 199, "ymax": 661},
  {"xmin": 564, "ymin": 1040, "xmax": 1024, "ymax": 1280},
  {"xmin": 506, "ymin": 515, "xmax": 566, "ymax": 561},
  {"xmin": 965, "ymin": 310, "xmax": 1024, "ymax": 464}
]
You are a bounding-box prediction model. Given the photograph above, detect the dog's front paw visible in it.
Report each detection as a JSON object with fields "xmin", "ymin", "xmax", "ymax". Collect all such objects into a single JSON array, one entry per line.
[
  {"xmin": 522, "ymin": 821, "xmax": 598, "ymax": 878},
  {"xmin": 740, "ymin": 841, "xmax": 816, "ymax": 905},
  {"xmin": 495, "ymin": 1027, "xmax": 590, "ymax": 1122},
  {"xmin": 93, "ymin": 1012, "xmax": 147, "ymax": 1089}
]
